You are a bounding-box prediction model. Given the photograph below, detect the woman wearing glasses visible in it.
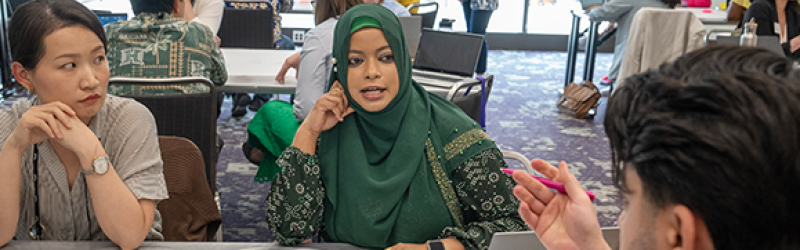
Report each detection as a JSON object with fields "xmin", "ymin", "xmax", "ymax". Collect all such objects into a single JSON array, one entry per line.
[{"xmin": 0, "ymin": 0, "xmax": 168, "ymax": 249}]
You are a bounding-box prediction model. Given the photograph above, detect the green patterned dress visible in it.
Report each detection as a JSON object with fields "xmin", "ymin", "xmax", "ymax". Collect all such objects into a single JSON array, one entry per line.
[{"xmin": 266, "ymin": 134, "xmax": 527, "ymax": 249}]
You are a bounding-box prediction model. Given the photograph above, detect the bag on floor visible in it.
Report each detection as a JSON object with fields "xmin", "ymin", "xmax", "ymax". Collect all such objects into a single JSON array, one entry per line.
[{"xmin": 557, "ymin": 81, "xmax": 601, "ymax": 119}]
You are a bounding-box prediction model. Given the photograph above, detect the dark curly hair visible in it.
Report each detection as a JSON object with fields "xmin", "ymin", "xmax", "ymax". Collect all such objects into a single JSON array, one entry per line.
[{"xmin": 605, "ymin": 45, "xmax": 800, "ymax": 250}]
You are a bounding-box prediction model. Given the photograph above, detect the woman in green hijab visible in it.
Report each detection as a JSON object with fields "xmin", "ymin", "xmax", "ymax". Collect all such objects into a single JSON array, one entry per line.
[{"xmin": 265, "ymin": 4, "xmax": 526, "ymax": 249}]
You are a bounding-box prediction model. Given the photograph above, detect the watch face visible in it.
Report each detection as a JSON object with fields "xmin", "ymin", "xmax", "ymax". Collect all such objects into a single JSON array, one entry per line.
[{"xmin": 93, "ymin": 156, "xmax": 109, "ymax": 174}]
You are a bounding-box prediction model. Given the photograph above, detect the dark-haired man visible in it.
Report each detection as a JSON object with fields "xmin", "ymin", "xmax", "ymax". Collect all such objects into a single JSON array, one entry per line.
[
  {"xmin": 105, "ymin": 0, "xmax": 227, "ymax": 96},
  {"xmin": 512, "ymin": 45, "xmax": 800, "ymax": 250}
]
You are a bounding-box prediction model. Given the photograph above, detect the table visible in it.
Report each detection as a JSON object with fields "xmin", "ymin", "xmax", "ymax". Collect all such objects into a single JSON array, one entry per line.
[
  {"xmin": 676, "ymin": 7, "xmax": 738, "ymax": 32},
  {"xmin": 0, "ymin": 241, "xmax": 366, "ymax": 250},
  {"xmin": 676, "ymin": 7, "xmax": 728, "ymax": 24},
  {"xmin": 218, "ymin": 48, "xmax": 299, "ymax": 95},
  {"xmin": 219, "ymin": 48, "xmax": 480, "ymax": 100}
]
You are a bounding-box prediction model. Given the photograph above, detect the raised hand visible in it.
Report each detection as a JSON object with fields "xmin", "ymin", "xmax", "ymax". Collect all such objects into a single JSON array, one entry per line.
[
  {"xmin": 512, "ymin": 159, "xmax": 610, "ymax": 250},
  {"xmin": 303, "ymin": 81, "xmax": 355, "ymax": 134},
  {"xmin": 5, "ymin": 102, "xmax": 76, "ymax": 150}
]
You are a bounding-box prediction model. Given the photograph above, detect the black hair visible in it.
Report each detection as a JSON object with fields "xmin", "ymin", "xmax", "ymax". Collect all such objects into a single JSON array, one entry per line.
[
  {"xmin": 9, "ymin": 0, "xmax": 107, "ymax": 70},
  {"xmin": 605, "ymin": 45, "xmax": 800, "ymax": 250},
  {"xmin": 129, "ymin": 0, "xmax": 177, "ymax": 15},
  {"xmin": 659, "ymin": 0, "xmax": 681, "ymax": 8}
]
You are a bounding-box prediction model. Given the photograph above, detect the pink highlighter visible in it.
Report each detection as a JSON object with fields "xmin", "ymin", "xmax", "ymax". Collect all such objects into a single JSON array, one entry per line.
[{"xmin": 502, "ymin": 168, "xmax": 596, "ymax": 202}]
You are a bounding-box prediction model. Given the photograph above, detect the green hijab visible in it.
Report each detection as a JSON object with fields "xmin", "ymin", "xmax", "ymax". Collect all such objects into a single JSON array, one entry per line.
[{"xmin": 318, "ymin": 4, "xmax": 494, "ymax": 248}]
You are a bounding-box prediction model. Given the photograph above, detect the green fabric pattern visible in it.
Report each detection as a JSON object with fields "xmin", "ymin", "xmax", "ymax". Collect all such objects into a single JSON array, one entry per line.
[
  {"xmin": 105, "ymin": 13, "xmax": 227, "ymax": 95},
  {"xmin": 266, "ymin": 147, "xmax": 528, "ymax": 249},
  {"xmin": 265, "ymin": 4, "xmax": 525, "ymax": 249},
  {"xmin": 315, "ymin": 4, "xmax": 500, "ymax": 248},
  {"xmin": 247, "ymin": 100, "xmax": 301, "ymax": 183}
]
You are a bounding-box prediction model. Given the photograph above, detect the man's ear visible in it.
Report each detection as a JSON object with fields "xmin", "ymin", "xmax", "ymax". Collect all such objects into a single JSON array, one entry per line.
[
  {"xmin": 667, "ymin": 205, "xmax": 713, "ymax": 250},
  {"xmin": 12, "ymin": 62, "xmax": 34, "ymax": 92}
]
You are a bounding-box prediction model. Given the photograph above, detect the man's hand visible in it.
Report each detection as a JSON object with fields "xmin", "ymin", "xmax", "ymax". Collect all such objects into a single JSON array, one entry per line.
[{"xmin": 512, "ymin": 159, "xmax": 611, "ymax": 250}]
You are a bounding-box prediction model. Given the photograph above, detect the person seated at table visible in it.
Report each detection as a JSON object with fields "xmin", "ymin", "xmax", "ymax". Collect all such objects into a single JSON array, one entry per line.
[
  {"xmin": 727, "ymin": 0, "xmax": 751, "ymax": 22},
  {"xmin": 265, "ymin": 5, "xmax": 527, "ymax": 249},
  {"xmin": 0, "ymin": 0, "xmax": 169, "ymax": 248},
  {"xmin": 511, "ymin": 45, "xmax": 800, "ymax": 250},
  {"xmin": 226, "ymin": 0, "xmax": 296, "ymax": 116},
  {"xmin": 104, "ymin": 0, "xmax": 227, "ymax": 96},
  {"xmin": 242, "ymin": 0, "xmax": 362, "ymax": 182},
  {"xmin": 586, "ymin": 0, "xmax": 679, "ymax": 87},
  {"xmin": 743, "ymin": 0, "xmax": 800, "ymax": 60}
]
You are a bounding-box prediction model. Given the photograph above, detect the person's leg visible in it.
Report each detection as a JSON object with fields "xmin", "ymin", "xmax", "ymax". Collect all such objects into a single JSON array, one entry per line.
[
  {"xmin": 232, "ymin": 93, "xmax": 251, "ymax": 117},
  {"xmin": 278, "ymin": 34, "xmax": 296, "ymax": 50},
  {"xmin": 470, "ymin": 9, "xmax": 493, "ymax": 75},
  {"xmin": 462, "ymin": 1, "xmax": 473, "ymax": 33}
]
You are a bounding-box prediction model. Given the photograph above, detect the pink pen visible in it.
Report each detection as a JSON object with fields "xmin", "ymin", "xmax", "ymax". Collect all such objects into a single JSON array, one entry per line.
[{"xmin": 502, "ymin": 168, "xmax": 596, "ymax": 202}]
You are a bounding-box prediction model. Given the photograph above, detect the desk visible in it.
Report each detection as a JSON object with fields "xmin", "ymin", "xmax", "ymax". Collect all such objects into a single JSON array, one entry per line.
[
  {"xmin": 0, "ymin": 241, "xmax": 366, "ymax": 250},
  {"xmin": 676, "ymin": 7, "xmax": 728, "ymax": 24},
  {"xmin": 218, "ymin": 49, "xmax": 299, "ymax": 95},
  {"xmin": 676, "ymin": 7, "xmax": 738, "ymax": 32}
]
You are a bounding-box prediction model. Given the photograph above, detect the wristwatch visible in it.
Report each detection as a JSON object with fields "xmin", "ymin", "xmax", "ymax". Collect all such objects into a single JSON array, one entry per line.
[
  {"xmin": 82, "ymin": 156, "xmax": 109, "ymax": 175},
  {"xmin": 427, "ymin": 240, "xmax": 444, "ymax": 250}
]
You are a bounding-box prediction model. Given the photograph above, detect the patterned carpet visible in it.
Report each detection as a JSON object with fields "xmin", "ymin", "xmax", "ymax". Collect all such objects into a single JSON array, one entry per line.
[{"xmin": 1, "ymin": 50, "xmax": 620, "ymax": 242}]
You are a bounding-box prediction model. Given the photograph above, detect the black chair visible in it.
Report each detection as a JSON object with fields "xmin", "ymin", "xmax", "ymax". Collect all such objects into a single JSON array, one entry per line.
[
  {"xmin": 218, "ymin": 7, "xmax": 274, "ymax": 49},
  {"xmin": 407, "ymin": 2, "xmax": 438, "ymax": 29},
  {"xmin": 108, "ymin": 77, "xmax": 219, "ymax": 195},
  {"xmin": 450, "ymin": 74, "xmax": 493, "ymax": 125}
]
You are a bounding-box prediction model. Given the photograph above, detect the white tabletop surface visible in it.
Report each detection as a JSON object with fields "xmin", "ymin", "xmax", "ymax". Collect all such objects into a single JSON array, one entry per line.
[
  {"xmin": 219, "ymin": 48, "xmax": 299, "ymax": 94},
  {"xmin": 676, "ymin": 7, "xmax": 729, "ymax": 23}
]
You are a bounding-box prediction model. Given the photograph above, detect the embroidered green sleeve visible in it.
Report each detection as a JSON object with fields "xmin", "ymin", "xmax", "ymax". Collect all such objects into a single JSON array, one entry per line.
[
  {"xmin": 265, "ymin": 146, "xmax": 325, "ymax": 245},
  {"xmin": 441, "ymin": 148, "xmax": 528, "ymax": 250}
]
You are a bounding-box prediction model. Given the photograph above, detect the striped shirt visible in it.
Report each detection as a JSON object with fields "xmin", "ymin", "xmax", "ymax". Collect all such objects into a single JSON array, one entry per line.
[{"xmin": 0, "ymin": 95, "xmax": 169, "ymax": 241}]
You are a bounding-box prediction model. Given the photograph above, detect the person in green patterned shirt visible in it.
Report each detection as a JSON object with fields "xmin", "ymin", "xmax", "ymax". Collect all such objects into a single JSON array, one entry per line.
[
  {"xmin": 105, "ymin": 0, "xmax": 227, "ymax": 96},
  {"xmin": 265, "ymin": 5, "xmax": 526, "ymax": 249}
]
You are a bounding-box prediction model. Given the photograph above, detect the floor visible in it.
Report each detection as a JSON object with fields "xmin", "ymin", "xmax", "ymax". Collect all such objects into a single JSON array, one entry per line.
[{"xmin": 1, "ymin": 50, "xmax": 620, "ymax": 242}]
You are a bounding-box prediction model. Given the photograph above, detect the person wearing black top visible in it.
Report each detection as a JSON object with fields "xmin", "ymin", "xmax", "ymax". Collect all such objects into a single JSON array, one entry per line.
[{"xmin": 744, "ymin": 0, "xmax": 800, "ymax": 59}]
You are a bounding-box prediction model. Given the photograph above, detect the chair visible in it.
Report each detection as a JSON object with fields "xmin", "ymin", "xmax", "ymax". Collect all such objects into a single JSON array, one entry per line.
[
  {"xmin": 108, "ymin": 77, "xmax": 219, "ymax": 195},
  {"xmin": 616, "ymin": 8, "xmax": 706, "ymax": 90},
  {"xmin": 450, "ymin": 74, "xmax": 494, "ymax": 126},
  {"xmin": 407, "ymin": 2, "xmax": 438, "ymax": 29},
  {"xmin": 157, "ymin": 136, "xmax": 222, "ymax": 241},
  {"xmin": 501, "ymin": 151, "xmax": 535, "ymax": 175},
  {"xmin": 218, "ymin": 7, "xmax": 275, "ymax": 49}
]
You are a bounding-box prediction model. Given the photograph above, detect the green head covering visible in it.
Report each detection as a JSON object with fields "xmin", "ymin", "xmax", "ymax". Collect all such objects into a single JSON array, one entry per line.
[
  {"xmin": 318, "ymin": 4, "xmax": 495, "ymax": 248},
  {"xmin": 350, "ymin": 16, "xmax": 382, "ymax": 34}
]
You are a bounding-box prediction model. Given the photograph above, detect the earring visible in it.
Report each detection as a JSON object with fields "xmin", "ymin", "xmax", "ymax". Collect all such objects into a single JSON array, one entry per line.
[{"xmin": 28, "ymin": 87, "xmax": 35, "ymax": 95}]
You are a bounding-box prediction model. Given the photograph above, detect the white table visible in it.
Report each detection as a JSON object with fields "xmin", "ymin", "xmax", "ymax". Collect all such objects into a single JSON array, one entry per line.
[
  {"xmin": 217, "ymin": 48, "xmax": 481, "ymax": 102},
  {"xmin": 218, "ymin": 48, "xmax": 299, "ymax": 95},
  {"xmin": 676, "ymin": 7, "xmax": 738, "ymax": 33},
  {"xmin": 677, "ymin": 7, "xmax": 729, "ymax": 23}
]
